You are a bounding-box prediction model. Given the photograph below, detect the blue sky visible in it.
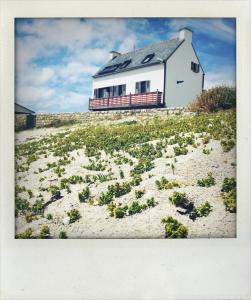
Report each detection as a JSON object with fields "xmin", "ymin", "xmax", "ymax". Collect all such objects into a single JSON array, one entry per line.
[{"xmin": 15, "ymin": 18, "xmax": 236, "ymax": 113}]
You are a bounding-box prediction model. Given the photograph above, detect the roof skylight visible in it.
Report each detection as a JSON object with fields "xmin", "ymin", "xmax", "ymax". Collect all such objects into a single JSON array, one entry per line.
[
  {"xmin": 120, "ymin": 59, "xmax": 132, "ymax": 69},
  {"xmin": 141, "ymin": 53, "xmax": 155, "ymax": 64}
]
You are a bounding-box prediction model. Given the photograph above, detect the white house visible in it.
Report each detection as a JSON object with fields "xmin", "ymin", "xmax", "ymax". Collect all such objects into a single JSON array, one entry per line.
[{"xmin": 89, "ymin": 27, "xmax": 204, "ymax": 110}]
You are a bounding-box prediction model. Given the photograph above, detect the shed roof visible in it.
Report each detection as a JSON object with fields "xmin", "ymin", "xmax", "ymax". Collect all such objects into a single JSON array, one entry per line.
[
  {"xmin": 93, "ymin": 38, "xmax": 184, "ymax": 78},
  {"xmin": 15, "ymin": 103, "xmax": 35, "ymax": 114}
]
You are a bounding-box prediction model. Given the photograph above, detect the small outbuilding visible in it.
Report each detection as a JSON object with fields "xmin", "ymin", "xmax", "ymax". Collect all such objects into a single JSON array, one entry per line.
[{"xmin": 15, "ymin": 103, "xmax": 36, "ymax": 129}]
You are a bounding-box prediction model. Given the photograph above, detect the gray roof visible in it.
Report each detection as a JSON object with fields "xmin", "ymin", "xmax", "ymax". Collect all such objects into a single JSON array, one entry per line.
[
  {"xmin": 15, "ymin": 103, "xmax": 35, "ymax": 114},
  {"xmin": 93, "ymin": 38, "xmax": 184, "ymax": 78}
]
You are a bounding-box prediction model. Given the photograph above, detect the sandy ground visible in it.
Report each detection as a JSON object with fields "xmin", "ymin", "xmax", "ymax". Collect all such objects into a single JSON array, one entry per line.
[{"xmin": 15, "ymin": 125, "xmax": 236, "ymax": 239}]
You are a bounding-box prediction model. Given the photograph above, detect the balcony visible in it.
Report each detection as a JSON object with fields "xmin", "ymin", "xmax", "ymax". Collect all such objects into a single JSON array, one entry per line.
[{"xmin": 89, "ymin": 90, "xmax": 163, "ymax": 110}]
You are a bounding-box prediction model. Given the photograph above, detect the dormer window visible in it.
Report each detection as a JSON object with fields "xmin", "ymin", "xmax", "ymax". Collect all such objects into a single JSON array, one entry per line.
[
  {"xmin": 120, "ymin": 59, "xmax": 132, "ymax": 69},
  {"xmin": 141, "ymin": 53, "xmax": 155, "ymax": 64},
  {"xmin": 191, "ymin": 61, "xmax": 200, "ymax": 73},
  {"xmin": 98, "ymin": 64, "xmax": 120, "ymax": 75}
]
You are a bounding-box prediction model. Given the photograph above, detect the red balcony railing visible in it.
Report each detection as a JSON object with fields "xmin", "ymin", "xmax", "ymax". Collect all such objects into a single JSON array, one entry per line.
[{"xmin": 89, "ymin": 90, "xmax": 162, "ymax": 110}]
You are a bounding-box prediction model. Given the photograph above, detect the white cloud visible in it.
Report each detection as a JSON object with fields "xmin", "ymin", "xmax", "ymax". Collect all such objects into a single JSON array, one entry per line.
[
  {"xmin": 204, "ymin": 67, "xmax": 236, "ymax": 89},
  {"xmin": 167, "ymin": 18, "xmax": 235, "ymax": 43}
]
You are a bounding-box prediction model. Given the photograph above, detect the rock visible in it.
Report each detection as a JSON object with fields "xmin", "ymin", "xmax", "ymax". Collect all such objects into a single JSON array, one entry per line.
[{"xmin": 35, "ymin": 192, "xmax": 42, "ymax": 198}]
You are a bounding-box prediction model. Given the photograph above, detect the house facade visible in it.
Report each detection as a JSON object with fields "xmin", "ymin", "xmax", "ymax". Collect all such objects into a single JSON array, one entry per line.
[{"xmin": 89, "ymin": 27, "xmax": 204, "ymax": 110}]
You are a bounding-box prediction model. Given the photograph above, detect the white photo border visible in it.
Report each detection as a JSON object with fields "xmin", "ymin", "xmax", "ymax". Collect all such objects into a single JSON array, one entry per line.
[{"xmin": 0, "ymin": 1, "xmax": 251, "ymax": 299}]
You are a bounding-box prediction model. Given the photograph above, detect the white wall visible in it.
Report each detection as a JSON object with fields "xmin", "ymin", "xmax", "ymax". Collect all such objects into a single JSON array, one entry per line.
[
  {"xmin": 165, "ymin": 41, "xmax": 203, "ymax": 107},
  {"xmin": 92, "ymin": 64, "xmax": 164, "ymax": 97}
]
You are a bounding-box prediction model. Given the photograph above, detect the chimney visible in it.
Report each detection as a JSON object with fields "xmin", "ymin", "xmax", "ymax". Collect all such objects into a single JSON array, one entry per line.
[
  {"xmin": 109, "ymin": 51, "xmax": 121, "ymax": 60},
  {"xmin": 179, "ymin": 27, "xmax": 193, "ymax": 43}
]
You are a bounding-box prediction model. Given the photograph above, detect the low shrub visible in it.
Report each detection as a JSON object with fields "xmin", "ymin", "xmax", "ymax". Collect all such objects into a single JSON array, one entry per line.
[
  {"xmin": 169, "ymin": 192, "xmax": 189, "ymax": 207},
  {"xmin": 221, "ymin": 139, "xmax": 235, "ymax": 152},
  {"xmin": 128, "ymin": 201, "xmax": 142, "ymax": 215},
  {"xmin": 221, "ymin": 177, "xmax": 236, "ymax": 192},
  {"xmin": 32, "ymin": 198, "xmax": 44, "ymax": 215},
  {"xmin": 202, "ymin": 148, "xmax": 211, "ymax": 155},
  {"xmin": 119, "ymin": 169, "xmax": 125, "ymax": 179},
  {"xmin": 222, "ymin": 189, "xmax": 236, "ymax": 213},
  {"xmin": 155, "ymin": 177, "xmax": 180, "ymax": 190},
  {"xmin": 46, "ymin": 213, "xmax": 53, "ymax": 220},
  {"xmin": 173, "ymin": 146, "xmax": 188, "ymax": 156},
  {"xmin": 16, "ymin": 227, "xmax": 33, "ymax": 239},
  {"xmin": 161, "ymin": 216, "xmax": 188, "ymax": 238},
  {"xmin": 108, "ymin": 182, "xmax": 131, "ymax": 198},
  {"xmin": 197, "ymin": 173, "xmax": 215, "ymax": 187},
  {"xmin": 67, "ymin": 209, "xmax": 81, "ymax": 223},
  {"xmin": 192, "ymin": 201, "xmax": 213, "ymax": 218},
  {"xmin": 98, "ymin": 190, "xmax": 114, "ymax": 205},
  {"xmin": 135, "ymin": 189, "xmax": 145, "ymax": 199},
  {"xmin": 39, "ymin": 225, "xmax": 50, "ymax": 239},
  {"xmin": 59, "ymin": 231, "xmax": 68, "ymax": 239},
  {"xmin": 189, "ymin": 85, "xmax": 236, "ymax": 112},
  {"xmin": 79, "ymin": 186, "xmax": 90, "ymax": 203},
  {"xmin": 146, "ymin": 197, "xmax": 158, "ymax": 207},
  {"xmin": 15, "ymin": 197, "xmax": 30, "ymax": 212}
]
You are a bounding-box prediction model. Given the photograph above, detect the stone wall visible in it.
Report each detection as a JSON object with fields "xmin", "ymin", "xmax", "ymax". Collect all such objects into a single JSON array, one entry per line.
[
  {"xmin": 35, "ymin": 107, "xmax": 185, "ymax": 128},
  {"xmin": 15, "ymin": 114, "xmax": 27, "ymax": 130}
]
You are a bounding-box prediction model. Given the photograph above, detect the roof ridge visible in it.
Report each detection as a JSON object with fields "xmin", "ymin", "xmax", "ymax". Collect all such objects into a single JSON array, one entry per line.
[{"xmin": 121, "ymin": 37, "xmax": 179, "ymax": 55}]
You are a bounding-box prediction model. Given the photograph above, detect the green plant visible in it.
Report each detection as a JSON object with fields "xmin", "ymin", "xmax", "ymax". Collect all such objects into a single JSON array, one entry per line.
[
  {"xmin": 59, "ymin": 231, "xmax": 68, "ymax": 239},
  {"xmin": 171, "ymin": 163, "xmax": 175, "ymax": 174},
  {"xmin": 221, "ymin": 177, "xmax": 236, "ymax": 192},
  {"xmin": 107, "ymin": 182, "xmax": 131, "ymax": 198},
  {"xmin": 32, "ymin": 198, "xmax": 44, "ymax": 215},
  {"xmin": 25, "ymin": 213, "xmax": 37, "ymax": 223},
  {"xmin": 197, "ymin": 173, "xmax": 215, "ymax": 187},
  {"xmin": 146, "ymin": 197, "xmax": 158, "ymax": 207},
  {"xmin": 78, "ymin": 186, "xmax": 90, "ymax": 203},
  {"xmin": 221, "ymin": 139, "xmax": 235, "ymax": 152},
  {"xmin": 15, "ymin": 197, "xmax": 30, "ymax": 212},
  {"xmin": 161, "ymin": 216, "xmax": 188, "ymax": 238},
  {"xmin": 46, "ymin": 213, "xmax": 53, "ymax": 220},
  {"xmin": 169, "ymin": 192, "xmax": 189, "ymax": 207},
  {"xmin": 128, "ymin": 201, "xmax": 142, "ymax": 215},
  {"xmin": 119, "ymin": 169, "xmax": 125, "ymax": 179},
  {"xmin": 67, "ymin": 209, "xmax": 81, "ymax": 223},
  {"xmin": 192, "ymin": 201, "xmax": 213, "ymax": 218},
  {"xmin": 173, "ymin": 146, "xmax": 188, "ymax": 156},
  {"xmin": 135, "ymin": 189, "xmax": 145, "ymax": 199},
  {"xmin": 155, "ymin": 177, "xmax": 180, "ymax": 190},
  {"xmin": 222, "ymin": 189, "xmax": 236, "ymax": 213},
  {"xmin": 202, "ymin": 148, "xmax": 211, "ymax": 155},
  {"xmin": 98, "ymin": 190, "xmax": 114, "ymax": 205},
  {"xmin": 16, "ymin": 227, "xmax": 33, "ymax": 239},
  {"xmin": 189, "ymin": 85, "xmax": 236, "ymax": 112},
  {"xmin": 39, "ymin": 225, "xmax": 50, "ymax": 239}
]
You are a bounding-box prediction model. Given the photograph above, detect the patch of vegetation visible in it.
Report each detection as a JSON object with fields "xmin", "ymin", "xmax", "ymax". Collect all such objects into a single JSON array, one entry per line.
[
  {"xmin": 32, "ymin": 198, "xmax": 44, "ymax": 215},
  {"xmin": 221, "ymin": 177, "xmax": 236, "ymax": 213},
  {"xmin": 119, "ymin": 169, "xmax": 124, "ymax": 179},
  {"xmin": 222, "ymin": 189, "xmax": 236, "ymax": 213},
  {"xmin": 107, "ymin": 203, "xmax": 128, "ymax": 218},
  {"xmin": 16, "ymin": 227, "xmax": 33, "ymax": 239},
  {"xmin": 191, "ymin": 201, "xmax": 213, "ymax": 219},
  {"xmin": 155, "ymin": 177, "xmax": 181, "ymax": 190},
  {"xmin": 83, "ymin": 159, "xmax": 106, "ymax": 171},
  {"xmin": 189, "ymin": 85, "xmax": 236, "ymax": 112},
  {"xmin": 107, "ymin": 182, "xmax": 131, "ymax": 198},
  {"xmin": 173, "ymin": 145, "xmax": 188, "ymax": 156},
  {"xmin": 46, "ymin": 213, "xmax": 53, "ymax": 220},
  {"xmin": 197, "ymin": 173, "xmax": 215, "ymax": 187},
  {"xmin": 202, "ymin": 148, "xmax": 211, "ymax": 155},
  {"xmin": 135, "ymin": 189, "xmax": 145, "ymax": 199},
  {"xmin": 161, "ymin": 216, "xmax": 188, "ymax": 238},
  {"xmin": 39, "ymin": 225, "xmax": 51, "ymax": 239},
  {"xmin": 146, "ymin": 197, "xmax": 158, "ymax": 207},
  {"xmin": 67, "ymin": 209, "xmax": 81, "ymax": 223},
  {"xmin": 221, "ymin": 139, "xmax": 235, "ymax": 152},
  {"xmin": 78, "ymin": 186, "xmax": 90, "ymax": 203},
  {"xmin": 59, "ymin": 231, "xmax": 68, "ymax": 239},
  {"xmin": 221, "ymin": 177, "xmax": 236, "ymax": 192}
]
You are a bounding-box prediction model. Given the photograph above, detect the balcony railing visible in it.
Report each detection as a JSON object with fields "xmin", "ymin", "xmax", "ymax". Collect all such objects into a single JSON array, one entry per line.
[{"xmin": 89, "ymin": 90, "xmax": 163, "ymax": 110}]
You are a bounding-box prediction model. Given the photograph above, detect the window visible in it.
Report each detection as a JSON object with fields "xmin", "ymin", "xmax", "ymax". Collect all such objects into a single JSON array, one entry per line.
[
  {"xmin": 120, "ymin": 59, "xmax": 132, "ymax": 69},
  {"xmin": 94, "ymin": 84, "xmax": 126, "ymax": 98},
  {"xmin": 191, "ymin": 61, "xmax": 200, "ymax": 73},
  {"xmin": 135, "ymin": 81, "xmax": 150, "ymax": 94},
  {"xmin": 141, "ymin": 53, "xmax": 155, "ymax": 64},
  {"xmin": 98, "ymin": 64, "xmax": 120, "ymax": 75}
]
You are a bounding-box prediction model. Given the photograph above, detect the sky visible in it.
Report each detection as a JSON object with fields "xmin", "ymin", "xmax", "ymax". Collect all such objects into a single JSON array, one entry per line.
[{"xmin": 15, "ymin": 18, "xmax": 236, "ymax": 113}]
